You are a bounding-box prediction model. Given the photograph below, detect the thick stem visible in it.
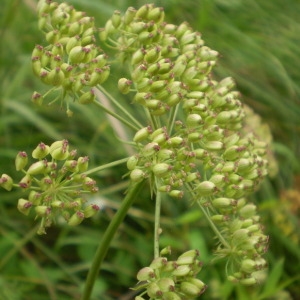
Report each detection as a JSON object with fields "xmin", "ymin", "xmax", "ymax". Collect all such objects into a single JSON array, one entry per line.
[{"xmin": 81, "ymin": 180, "xmax": 145, "ymax": 300}]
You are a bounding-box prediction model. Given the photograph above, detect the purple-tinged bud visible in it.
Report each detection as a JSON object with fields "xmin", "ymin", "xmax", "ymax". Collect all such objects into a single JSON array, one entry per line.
[
  {"xmin": 143, "ymin": 142, "xmax": 160, "ymax": 157},
  {"xmin": 136, "ymin": 266, "xmax": 156, "ymax": 281},
  {"xmin": 31, "ymin": 91, "xmax": 43, "ymax": 106},
  {"xmin": 69, "ymin": 46, "xmax": 87, "ymax": 63},
  {"xmin": 32, "ymin": 142, "xmax": 50, "ymax": 159},
  {"xmin": 150, "ymin": 257, "xmax": 168, "ymax": 269},
  {"xmin": 131, "ymin": 64, "xmax": 147, "ymax": 82},
  {"xmin": 15, "ymin": 151, "xmax": 28, "ymax": 171},
  {"xmin": 68, "ymin": 211, "xmax": 85, "ymax": 226},
  {"xmin": 63, "ymin": 160, "xmax": 78, "ymax": 172},
  {"xmin": 17, "ymin": 198, "xmax": 32, "ymax": 215},
  {"xmin": 84, "ymin": 204, "xmax": 100, "ymax": 218},
  {"xmin": 145, "ymin": 46, "xmax": 161, "ymax": 63},
  {"xmin": 0, "ymin": 174, "xmax": 13, "ymax": 191}
]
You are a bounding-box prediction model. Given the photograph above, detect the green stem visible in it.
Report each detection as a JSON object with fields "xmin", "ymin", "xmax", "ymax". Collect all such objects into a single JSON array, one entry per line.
[
  {"xmin": 97, "ymin": 85, "xmax": 143, "ymax": 129},
  {"xmin": 83, "ymin": 157, "xmax": 129, "ymax": 176},
  {"xmin": 81, "ymin": 180, "xmax": 145, "ymax": 300},
  {"xmin": 154, "ymin": 182, "xmax": 162, "ymax": 258},
  {"xmin": 93, "ymin": 98, "xmax": 139, "ymax": 132}
]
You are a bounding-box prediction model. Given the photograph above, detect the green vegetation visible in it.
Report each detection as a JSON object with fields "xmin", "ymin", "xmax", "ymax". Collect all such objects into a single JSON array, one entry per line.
[{"xmin": 0, "ymin": 0, "xmax": 299, "ymax": 299}]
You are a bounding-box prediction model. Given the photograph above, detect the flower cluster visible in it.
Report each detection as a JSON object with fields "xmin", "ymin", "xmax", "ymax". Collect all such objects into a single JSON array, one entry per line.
[
  {"xmin": 0, "ymin": 140, "xmax": 99, "ymax": 234},
  {"xmin": 32, "ymin": 0, "xmax": 110, "ymax": 115},
  {"xmin": 100, "ymin": 4, "xmax": 270, "ymax": 285},
  {"xmin": 134, "ymin": 248, "xmax": 206, "ymax": 299}
]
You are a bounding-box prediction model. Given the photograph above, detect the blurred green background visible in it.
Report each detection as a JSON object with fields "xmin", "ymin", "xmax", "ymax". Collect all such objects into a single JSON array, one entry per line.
[{"xmin": 0, "ymin": 0, "xmax": 299, "ymax": 299}]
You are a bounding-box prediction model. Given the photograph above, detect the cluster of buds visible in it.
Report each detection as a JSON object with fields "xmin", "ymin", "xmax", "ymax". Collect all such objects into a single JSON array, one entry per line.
[
  {"xmin": 32, "ymin": 0, "xmax": 110, "ymax": 115},
  {"xmin": 134, "ymin": 248, "xmax": 206, "ymax": 299},
  {"xmin": 0, "ymin": 140, "xmax": 100, "ymax": 234},
  {"xmin": 100, "ymin": 4, "xmax": 270, "ymax": 284}
]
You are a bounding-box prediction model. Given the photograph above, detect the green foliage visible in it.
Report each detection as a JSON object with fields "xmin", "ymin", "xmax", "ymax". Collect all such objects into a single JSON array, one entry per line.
[{"xmin": 1, "ymin": 0, "xmax": 300, "ymax": 299}]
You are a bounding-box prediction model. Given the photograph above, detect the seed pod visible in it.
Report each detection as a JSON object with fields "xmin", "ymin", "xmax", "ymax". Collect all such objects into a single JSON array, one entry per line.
[
  {"xmin": 196, "ymin": 181, "xmax": 216, "ymax": 196},
  {"xmin": 68, "ymin": 211, "xmax": 85, "ymax": 226},
  {"xmin": 136, "ymin": 267, "xmax": 155, "ymax": 281},
  {"xmin": 15, "ymin": 151, "xmax": 28, "ymax": 171}
]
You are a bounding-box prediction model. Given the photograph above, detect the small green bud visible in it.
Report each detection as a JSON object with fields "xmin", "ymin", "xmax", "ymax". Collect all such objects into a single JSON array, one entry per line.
[
  {"xmin": 211, "ymin": 214, "xmax": 229, "ymax": 224},
  {"xmin": 63, "ymin": 160, "xmax": 78, "ymax": 172},
  {"xmin": 0, "ymin": 174, "xmax": 13, "ymax": 191},
  {"xmin": 136, "ymin": 267, "xmax": 155, "ymax": 281},
  {"xmin": 32, "ymin": 142, "xmax": 50, "ymax": 159},
  {"xmin": 169, "ymin": 190, "xmax": 184, "ymax": 198},
  {"xmin": 77, "ymin": 156, "xmax": 89, "ymax": 172},
  {"xmin": 35, "ymin": 205, "xmax": 51, "ymax": 217},
  {"xmin": 28, "ymin": 191, "xmax": 42, "ymax": 205},
  {"xmin": 46, "ymin": 29, "xmax": 60, "ymax": 44},
  {"xmin": 157, "ymin": 278, "xmax": 175, "ymax": 293},
  {"xmin": 66, "ymin": 36, "xmax": 81, "ymax": 54},
  {"xmin": 111, "ymin": 10, "xmax": 121, "ymax": 28},
  {"xmin": 127, "ymin": 155, "xmax": 139, "ymax": 171},
  {"xmin": 239, "ymin": 204, "xmax": 257, "ymax": 218},
  {"xmin": 150, "ymin": 257, "xmax": 168, "ymax": 269},
  {"xmin": 48, "ymin": 67, "xmax": 65, "ymax": 86},
  {"xmin": 118, "ymin": 78, "xmax": 132, "ymax": 94},
  {"xmin": 187, "ymin": 278, "xmax": 206, "ymax": 291},
  {"xmin": 123, "ymin": 7, "xmax": 136, "ymax": 25},
  {"xmin": 212, "ymin": 197, "xmax": 235, "ymax": 209},
  {"xmin": 130, "ymin": 169, "xmax": 145, "ymax": 182},
  {"xmin": 172, "ymin": 264, "xmax": 190, "ymax": 277},
  {"xmin": 17, "ymin": 198, "xmax": 32, "ymax": 215},
  {"xmin": 15, "ymin": 151, "xmax": 28, "ymax": 171},
  {"xmin": 180, "ymin": 281, "xmax": 202, "ymax": 297},
  {"xmin": 84, "ymin": 204, "xmax": 100, "ymax": 218},
  {"xmin": 31, "ymin": 91, "xmax": 43, "ymax": 106},
  {"xmin": 69, "ymin": 46, "xmax": 87, "ymax": 63},
  {"xmin": 27, "ymin": 160, "xmax": 48, "ymax": 175},
  {"xmin": 78, "ymin": 89, "xmax": 95, "ymax": 104},
  {"xmin": 68, "ymin": 211, "xmax": 85, "ymax": 226},
  {"xmin": 133, "ymin": 127, "xmax": 152, "ymax": 143},
  {"xmin": 49, "ymin": 140, "xmax": 69, "ymax": 160},
  {"xmin": 162, "ymin": 292, "xmax": 181, "ymax": 300},
  {"xmin": 196, "ymin": 181, "xmax": 216, "ymax": 196},
  {"xmin": 145, "ymin": 46, "xmax": 161, "ymax": 63},
  {"xmin": 152, "ymin": 163, "xmax": 172, "ymax": 178},
  {"xmin": 143, "ymin": 142, "xmax": 160, "ymax": 157},
  {"xmin": 147, "ymin": 282, "xmax": 162, "ymax": 298},
  {"xmin": 240, "ymin": 277, "xmax": 257, "ymax": 286}
]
